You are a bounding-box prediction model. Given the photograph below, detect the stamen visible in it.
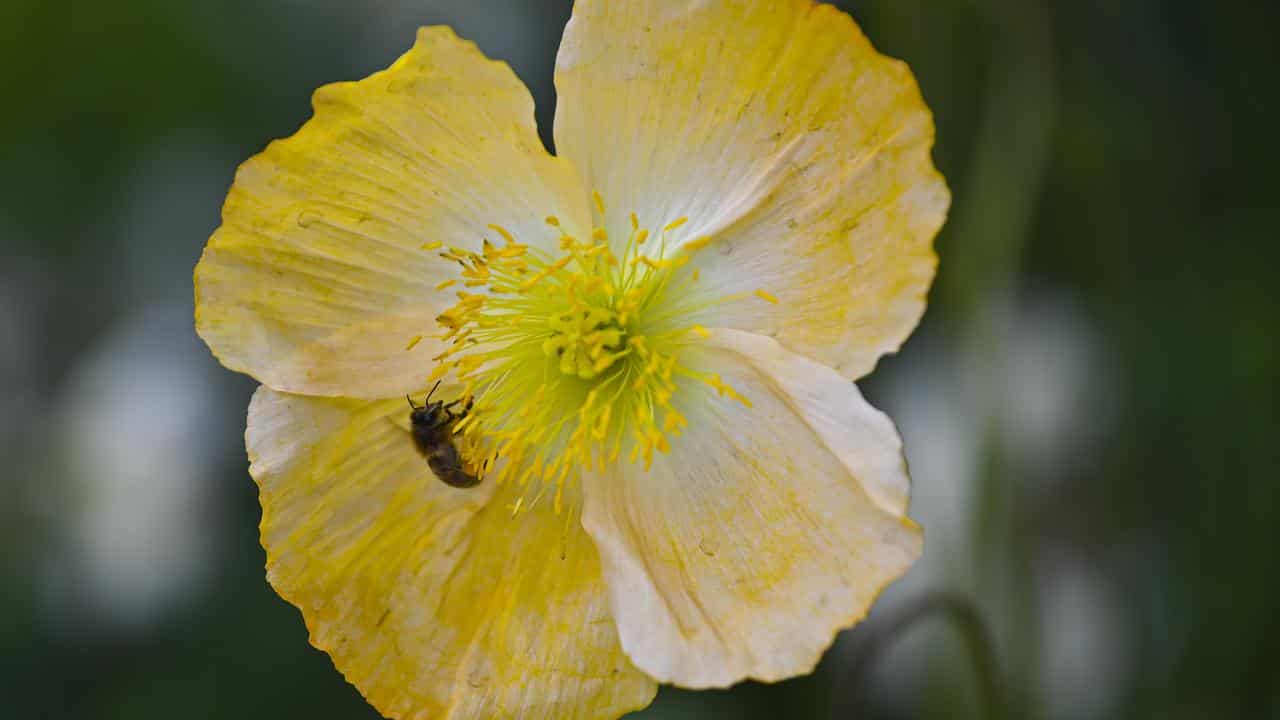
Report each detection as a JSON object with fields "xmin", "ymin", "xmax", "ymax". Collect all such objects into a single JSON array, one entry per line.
[
  {"xmin": 683, "ymin": 236, "xmax": 714, "ymax": 252},
  {"xmin": 487, "ymin": 224, "xmax": 516, "ymax": 244},
  {"xmin": 427, "ymin": 197, "xmax": 753, "ymax": 513}
]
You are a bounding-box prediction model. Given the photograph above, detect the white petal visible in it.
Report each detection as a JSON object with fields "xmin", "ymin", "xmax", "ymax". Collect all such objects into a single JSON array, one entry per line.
[
  {"xmin": 582, "ymin": 328, "xmax": 921, "ymax": 687},
  {"xmin": 554, "ymin": 0, "xmax": 947, "ymax": 379},
  {"xmin": 197, "ymin": 27, "xmax": 589, "ymax": 398},
  {"xmin": 248, "ymin": 387, "xmax": 656, "ymax": 719}
]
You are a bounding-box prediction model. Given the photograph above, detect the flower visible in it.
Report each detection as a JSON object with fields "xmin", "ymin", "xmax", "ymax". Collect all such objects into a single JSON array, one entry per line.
[{"xmin": 194, "ymin": 1, "xmax": 948, "ymax": 718}]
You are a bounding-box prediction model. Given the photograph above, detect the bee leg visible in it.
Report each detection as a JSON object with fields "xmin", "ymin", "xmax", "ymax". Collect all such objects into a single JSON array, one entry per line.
[
  {"xmin": 444, "ymin": 401, "xmax": 466, "ymax": 422},
  {"xmin": 441, "ymin": 396, "xmax": 474, "ymax": 414},
  {"xmin": 446, "ymin": 397, "xmax": 476, "ymax": 434}
]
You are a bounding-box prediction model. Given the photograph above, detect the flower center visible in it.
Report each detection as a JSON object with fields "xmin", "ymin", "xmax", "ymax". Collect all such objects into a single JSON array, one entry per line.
[
  {"xmin": 542, "ymin": 299, "xmax": 626, "ymax": 379},
  {"xmin": 426, "ymin": 196, "xmax": 755, "ymax": 513}
]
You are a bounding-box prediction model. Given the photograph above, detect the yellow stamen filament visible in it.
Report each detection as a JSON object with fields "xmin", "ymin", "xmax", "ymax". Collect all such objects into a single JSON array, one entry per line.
[
  {"xmin": 488, "ymin": 224, "xmax": 516, "ymax": 245},
  {"xmin": 427, "ymin": 202, "xmax": 751, "ymax": 512},
  {"xmin": 682, "ymin": 235, "xmax": 714, "ymax": 252}
]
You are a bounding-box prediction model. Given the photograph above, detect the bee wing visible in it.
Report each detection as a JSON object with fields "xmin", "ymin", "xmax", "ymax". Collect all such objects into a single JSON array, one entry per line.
[{"xmin": 384, "ymin": 414, "xmax": 413, "ymax": 435}]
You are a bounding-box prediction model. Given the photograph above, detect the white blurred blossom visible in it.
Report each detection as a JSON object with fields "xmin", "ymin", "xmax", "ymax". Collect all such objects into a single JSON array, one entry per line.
[
  {"xmin": 848, "ymin": 286, "xmax": 1121, "ymax": 714},
  {"xmin": 1037, "ymin": 551, "xmax": 1134, "ymax": 720},
  {"xmin": 44, "ymin": 308, "xmax": 227, "ymax": 632},
  {"xmin": 40, "ymin": 136, "xmax": 241, "ymax": 632}
]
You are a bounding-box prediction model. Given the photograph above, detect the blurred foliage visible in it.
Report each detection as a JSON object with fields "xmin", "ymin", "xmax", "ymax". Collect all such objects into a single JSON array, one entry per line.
[{"xmin": 1, "ymin": 1, "xmax": 1277, "ymax": 718}]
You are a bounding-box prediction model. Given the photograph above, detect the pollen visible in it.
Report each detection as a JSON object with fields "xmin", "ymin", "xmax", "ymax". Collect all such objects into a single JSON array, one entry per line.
[{"xmin": 425, "ymin": 201, "xmax": 751, "ymax": 510}]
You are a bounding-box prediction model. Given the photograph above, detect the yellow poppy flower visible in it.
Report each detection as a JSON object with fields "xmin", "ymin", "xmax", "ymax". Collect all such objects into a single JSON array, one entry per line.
[{"xmin": 195, "ymin": 1, "xmax": 948, "ymax": 718}]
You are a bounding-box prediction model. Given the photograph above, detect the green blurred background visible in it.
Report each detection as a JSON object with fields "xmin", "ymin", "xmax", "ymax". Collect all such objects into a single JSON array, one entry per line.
[{"xmin": 2, "ymin": 1, "xmax": 1276, "ymax": 718}]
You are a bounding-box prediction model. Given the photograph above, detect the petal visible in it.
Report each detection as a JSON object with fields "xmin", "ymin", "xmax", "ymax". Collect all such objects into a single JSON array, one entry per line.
[
  {"xmin": 581, "ymin": 328, "xmax": 921, "ymax": 687},
  {"xmin": 554, "ymin": 1, "xmax": 948, "ymax": 379},
  {"xmin": 248, "ymin": 387, "xmax": 656, "ymax": 719},
  {"xmin": 198, "ymin": 27, "xmax": 590, "ymax": 399}
]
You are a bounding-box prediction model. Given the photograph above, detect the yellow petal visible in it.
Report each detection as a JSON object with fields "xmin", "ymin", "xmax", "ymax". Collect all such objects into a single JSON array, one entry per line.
[
  {"xmin": 580, "ymin": 329, "xmax": 921, "ymax": 688},
  {"xmin": 554, "ymin": 0, "xmax": 948, "ymax": 379},
  {"xmin": 197, "ymin": 27, "xmax": 591, "ymax": 399},
  {"xmin": 248, "ymin": 387, "xmax": 656, "ymax": 719}
]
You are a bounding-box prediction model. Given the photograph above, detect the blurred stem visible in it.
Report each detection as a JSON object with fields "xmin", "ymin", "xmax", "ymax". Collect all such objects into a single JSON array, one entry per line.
[
  {"xmin": 944, "ymin": 0, "xmax": 1056, "ymax": 322},
  {"xmin": 839, "ymin": 591, "xmax": 1006, "ymax": 720},
  {"xmin": 942, "ymin": 0, "xmax": 1057, "ymax": 714}
]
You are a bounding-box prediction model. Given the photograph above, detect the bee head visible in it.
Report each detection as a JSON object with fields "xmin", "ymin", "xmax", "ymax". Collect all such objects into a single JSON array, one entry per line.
[{"xmin": 407, "ymin": 395, "xmax": 446, "ymax": 428}]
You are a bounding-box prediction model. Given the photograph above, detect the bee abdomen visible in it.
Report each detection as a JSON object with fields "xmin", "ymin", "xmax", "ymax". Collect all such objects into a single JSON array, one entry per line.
[{"xmin": 425, "ymin": 442, "xmax": 481, "ymax": 488}]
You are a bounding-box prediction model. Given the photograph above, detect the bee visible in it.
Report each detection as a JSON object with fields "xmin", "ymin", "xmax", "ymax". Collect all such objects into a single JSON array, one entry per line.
[{"xmin": 407, "ymin": 381, "xmax": 482, "ymax": 488}]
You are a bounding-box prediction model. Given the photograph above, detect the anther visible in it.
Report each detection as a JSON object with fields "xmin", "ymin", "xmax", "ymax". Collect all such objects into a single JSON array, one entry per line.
[{"xmin": 487, "ymin": 224, "xmax": 516, "ymax": 244}]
